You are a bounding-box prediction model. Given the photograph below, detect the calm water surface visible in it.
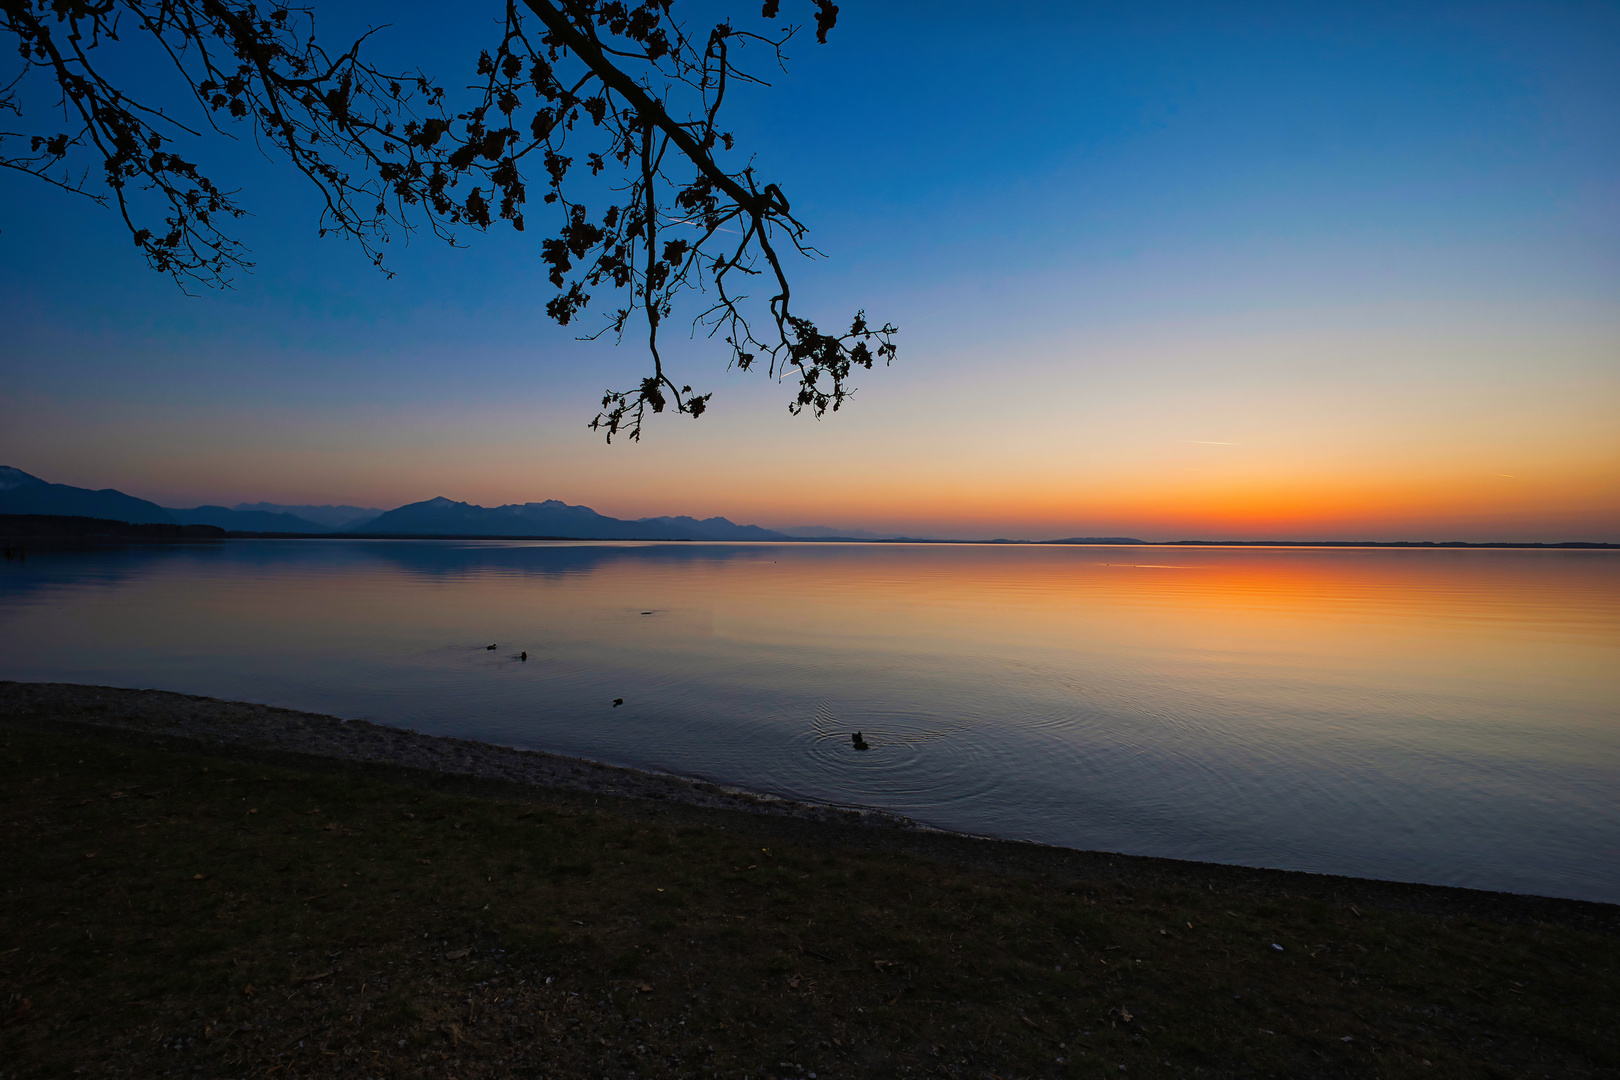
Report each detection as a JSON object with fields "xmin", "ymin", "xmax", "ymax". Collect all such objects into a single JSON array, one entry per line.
[{"xmin": 2, "ymin": 540, "xmax": 1616, "ymax": 902}]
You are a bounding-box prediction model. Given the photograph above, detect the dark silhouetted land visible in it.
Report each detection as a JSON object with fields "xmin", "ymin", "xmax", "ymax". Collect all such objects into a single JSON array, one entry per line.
[
  {"xmin": 2, "ymin": 684, "xmax": 1615, "ymax": 1079},
  {"xmin": 0, "ymin": 514, "xmax": 227, "ymax": 542}
]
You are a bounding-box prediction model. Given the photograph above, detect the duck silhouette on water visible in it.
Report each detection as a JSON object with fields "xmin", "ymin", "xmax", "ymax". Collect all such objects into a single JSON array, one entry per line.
[{"xmin": 851, "ymin": 732, "xmax": 870, "ymax": 751}]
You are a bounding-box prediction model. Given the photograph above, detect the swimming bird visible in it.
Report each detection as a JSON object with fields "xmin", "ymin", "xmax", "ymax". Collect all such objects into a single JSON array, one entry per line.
[
  {"xmin": 486, "ymin": 643, "xmax": 498, "ymax": 650},
  {"xmin": 851, "ymin": 732, "xmax": 870, "ymax": 751},
  {"xmin": 613, "ymin": 698, "xmax": 624, "ymax": 707},
  {"xmin": 519, "ymin": 651, "xmax": 527, "ymax": 661}
]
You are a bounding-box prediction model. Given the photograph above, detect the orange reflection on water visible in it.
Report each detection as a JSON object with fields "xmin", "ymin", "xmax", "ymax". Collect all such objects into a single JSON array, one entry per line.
[
  {"xmin": 681, "ymin": 545, "xmax": 1618, "ymax": 743},
  {"xmin": 5, "ymin": 540, "xmax": 1618, "ymax": 899}
]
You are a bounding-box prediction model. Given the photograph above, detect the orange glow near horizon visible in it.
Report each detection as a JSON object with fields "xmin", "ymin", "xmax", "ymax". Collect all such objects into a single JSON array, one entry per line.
[
  {"xmin": 18, "ymin": 422, "xmax": 1615, "ymax": 542},
  {"xmin": 9, "ymin": 317, "xmax": 1617, "ymax": 543}
]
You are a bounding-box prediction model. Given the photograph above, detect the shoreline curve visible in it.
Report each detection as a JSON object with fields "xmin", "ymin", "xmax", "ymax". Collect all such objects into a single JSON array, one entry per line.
[{"xmin": 3, "ymin": 679, "xmax": 1616, "ymax": 930}]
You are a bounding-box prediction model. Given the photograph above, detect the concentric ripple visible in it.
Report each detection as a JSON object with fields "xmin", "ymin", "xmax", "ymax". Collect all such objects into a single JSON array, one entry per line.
[
  {"xmin": 759, "ymin": 699, "xmax": 1009, "ymax": 812},
  {"xmin": 2, "ymin": 538, "xmax": 1616, "ymax": 902}
]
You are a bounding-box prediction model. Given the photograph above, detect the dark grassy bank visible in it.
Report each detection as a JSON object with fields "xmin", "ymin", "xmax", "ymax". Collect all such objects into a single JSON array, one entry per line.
[{"xmin": 3, "ymin": 724, "xmax": 1616, "ymax": 1080}]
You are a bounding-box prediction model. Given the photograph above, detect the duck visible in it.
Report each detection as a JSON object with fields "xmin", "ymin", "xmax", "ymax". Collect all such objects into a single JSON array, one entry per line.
[
  {"xmin": 612, "ymin": 698, "xmax": 624, "ymax": 707},
  {"xmin": 485, "ymin": 643, "xmax": 498, "ymax": 650},
  {"xmin": 519, "ymin": 651, "xmax": 527, "ymax": 661},
  {"xmin": 851, "ymin": 731, "xmax": 870, "ymax": 751}
]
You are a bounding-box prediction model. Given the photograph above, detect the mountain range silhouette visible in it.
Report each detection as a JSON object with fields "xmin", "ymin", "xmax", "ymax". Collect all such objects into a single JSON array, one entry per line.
[{"xmin": 0, "ymin": 467, "xmax": 901, "ymax": 541}]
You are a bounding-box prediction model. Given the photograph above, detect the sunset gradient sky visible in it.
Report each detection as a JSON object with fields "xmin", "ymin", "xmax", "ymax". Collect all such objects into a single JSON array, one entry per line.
[{"xmin": 2, "ymin": 0, "xmax": 1616, "ymax": 540}]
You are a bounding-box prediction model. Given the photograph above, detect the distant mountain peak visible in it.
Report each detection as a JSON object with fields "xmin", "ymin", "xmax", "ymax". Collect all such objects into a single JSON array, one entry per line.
[
  {"xmin": 354, "ymin": 495, "xmax": 680, "ymax": 538},
  {"xmin": 167, "ymin": 504, "xmax": 334, "ymax": 533},
  {"xmin": 636, "ymin": 514, "xmax": 787, "ymax": 541},
  {"xmin": 233, "ymin": 502, "xmax": 385, "ymax": 529},
  {"xmin": 0, "ymin": 467, "xmax": 175, "ymax": 524},
  {"xmin": 0, "ymin": 466, "xmax": 45, "ymax": 490},
  {"xmin": 639, "ymin": 514, "xmax": 742, "ymax": 528}
]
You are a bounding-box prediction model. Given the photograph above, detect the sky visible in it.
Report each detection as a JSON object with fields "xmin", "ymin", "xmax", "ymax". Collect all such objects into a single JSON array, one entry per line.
[{"xmin": 2, "ymin": 0, "xmax": 1617, "ymax": 541}]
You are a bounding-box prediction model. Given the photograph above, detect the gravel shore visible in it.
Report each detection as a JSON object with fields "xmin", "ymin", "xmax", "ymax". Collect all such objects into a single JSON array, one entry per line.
[
  {"xmin": 6, "ymin": 678, "xmax": 1618, "ymax": 933},
  {"xmin": 0, "ymin": 680, "xmax": 916, "ymax": 829}
]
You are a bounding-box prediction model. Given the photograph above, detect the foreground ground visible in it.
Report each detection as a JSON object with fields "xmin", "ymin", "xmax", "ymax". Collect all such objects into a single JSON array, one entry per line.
[{"xmin": 2, "ymin": 698, "xmax": 1617, "ymax": 1079}]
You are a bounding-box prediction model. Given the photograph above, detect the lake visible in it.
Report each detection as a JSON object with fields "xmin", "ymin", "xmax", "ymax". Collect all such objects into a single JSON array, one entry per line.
[{"xmin": 2, "ymin": 540, "xmax": 1616, "ymax": 902}]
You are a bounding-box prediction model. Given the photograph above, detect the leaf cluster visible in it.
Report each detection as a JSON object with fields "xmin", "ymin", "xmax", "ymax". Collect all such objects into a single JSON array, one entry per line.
[{"xmin": 1, "ymin": 0, "xmax": 893, "ymax": 440}]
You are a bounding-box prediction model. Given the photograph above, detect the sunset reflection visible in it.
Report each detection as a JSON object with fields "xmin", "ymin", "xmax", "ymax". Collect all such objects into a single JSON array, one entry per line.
[{"xmin": 2, "ymin": 540, "xmax": 1616, "ymax": 900}]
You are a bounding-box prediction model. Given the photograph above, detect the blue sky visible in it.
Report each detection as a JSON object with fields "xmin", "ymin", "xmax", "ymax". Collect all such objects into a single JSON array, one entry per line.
[{"xmin": 2, "ymin": 0, "xmax": 1616, "ymax": 539}]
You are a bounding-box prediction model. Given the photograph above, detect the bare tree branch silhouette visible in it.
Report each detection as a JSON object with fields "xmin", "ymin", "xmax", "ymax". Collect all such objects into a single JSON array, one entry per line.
[{"xmin": 1, "ymin": 0, "xmax": 895, "ymax": 440}]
